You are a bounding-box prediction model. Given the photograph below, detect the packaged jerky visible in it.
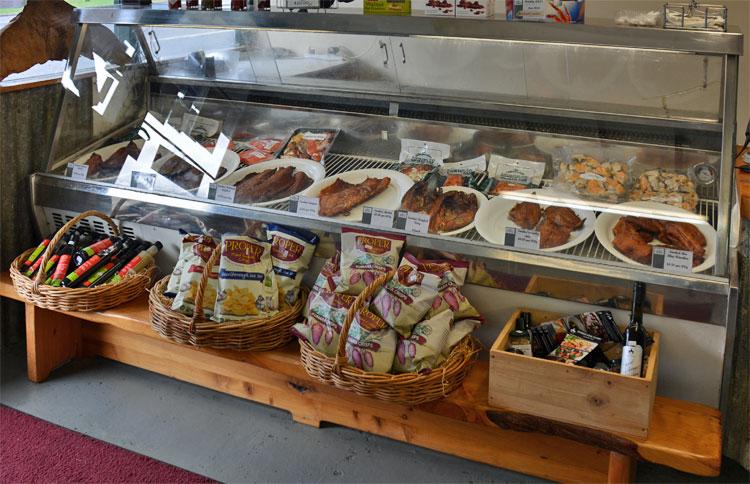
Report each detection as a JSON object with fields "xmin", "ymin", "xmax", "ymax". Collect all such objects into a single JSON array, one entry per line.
[
  {"xmin": 487, "ymin": 154, "xmax": 546, "ymax": 192},
  {"xmin": 397, "ymin": 139, "xmax": 450, "ymax": 181},
  {"xmin": 345, "ymin": 309, "xmax": 398, "ymax": 373}
]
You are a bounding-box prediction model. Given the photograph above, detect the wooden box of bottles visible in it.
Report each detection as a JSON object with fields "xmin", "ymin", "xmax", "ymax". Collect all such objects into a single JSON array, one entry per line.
[{"xmin": 488, "ymin": 308, "xmax": 660, "ymax": 438}]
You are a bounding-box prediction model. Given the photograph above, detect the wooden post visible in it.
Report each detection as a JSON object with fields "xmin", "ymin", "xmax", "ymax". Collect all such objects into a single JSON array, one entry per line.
[
  {"xmin": 25, "ymin": 303, "xmax": 81, "ymax": 382},
  {"xmin": 607, "ymin": 452, "xmax": 637, "ymax": 484}
]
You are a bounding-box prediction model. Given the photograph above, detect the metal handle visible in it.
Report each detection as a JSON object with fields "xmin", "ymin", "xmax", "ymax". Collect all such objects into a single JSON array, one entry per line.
[
  {"xmin": 399, "ymin": 42, "xmax": 406, "ymax": 64},
  {"xmin": 148, "ymin": 30, "xmax": 161, "ymax": 55},
  {"xmin": 379, "ymin": 40, "xmax": 388, "ymax": 67}
]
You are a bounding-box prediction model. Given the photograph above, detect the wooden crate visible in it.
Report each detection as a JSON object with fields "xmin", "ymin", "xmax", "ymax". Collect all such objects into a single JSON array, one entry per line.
[
  {"xmin": 525, "ymin": 275, "xmax": 665, "ymax": 316},
  {"xmin": 489, "ymin": 308, "xmax": 660, "ymax": 438}
]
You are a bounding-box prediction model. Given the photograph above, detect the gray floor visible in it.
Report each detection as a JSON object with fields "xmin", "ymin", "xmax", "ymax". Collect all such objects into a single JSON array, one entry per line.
[{"xmin": 0, "ymin": 343, "xmax": 747, "ymax": 483}]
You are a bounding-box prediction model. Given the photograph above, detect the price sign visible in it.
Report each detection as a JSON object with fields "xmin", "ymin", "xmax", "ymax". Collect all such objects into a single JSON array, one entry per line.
[
  {"xmin": 362, "ymin": 207, "xmax": 395, "ymax": 229},
  {"xmin": 504, "ymin": 227, "xmax": 540, "ymax": 250},
  {"xmin": 288, "ymin": 195, "xmax": 320, "ymax": 217},
  {"xmin": 65, "ymin": 163, "xmax": 88, "ymax": 181},
  {"xmin": 208, "ymin": 183, "xmax": 236, "ymax": 203},
  {"xmin": 652, "ymin": 247, "xmax": 693, "ymax": 273},
  {"xmin": 130, "ymin": 171, "xmax": 157, "ymax": 191},
  {"xmin": 393, "ymin": 210, "xmax": 430, "ymax": 234}
]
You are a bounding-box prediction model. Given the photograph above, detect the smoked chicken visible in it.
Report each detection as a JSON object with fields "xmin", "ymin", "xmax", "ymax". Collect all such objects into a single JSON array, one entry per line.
[{"xmin": 318, "ymin": 177, "xmax": 391, "ymax": 217}]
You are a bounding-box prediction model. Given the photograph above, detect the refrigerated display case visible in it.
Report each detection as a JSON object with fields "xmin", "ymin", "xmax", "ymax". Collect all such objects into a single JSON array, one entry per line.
[{"xmin": 33, "ymin": 7, "xmax": 742, "ymax": 408}]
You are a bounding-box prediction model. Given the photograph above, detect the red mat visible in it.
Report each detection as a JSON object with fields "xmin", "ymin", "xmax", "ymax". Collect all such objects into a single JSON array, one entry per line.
[{"xmin": 0, "ymin": 405, "xmax": 215, "ymax": 483}]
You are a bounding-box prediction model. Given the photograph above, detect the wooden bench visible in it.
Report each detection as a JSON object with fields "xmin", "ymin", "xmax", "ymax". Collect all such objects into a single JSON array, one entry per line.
[{"xmin": 0, "ymin": 272, "xmax": 722, "ymax": 483}]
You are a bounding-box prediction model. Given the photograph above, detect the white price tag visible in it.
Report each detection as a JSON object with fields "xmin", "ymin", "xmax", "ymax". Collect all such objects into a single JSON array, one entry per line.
[
  {"xmin": 65, "ymin": 163, "xmax": 88, "ymax": 181},
  {"xmin": 393, "ymin": 210, "xmax": 430, "ymax": 234},
  {"xmin": 208, "ymin": 183, "xmax": 236, "ymax": 203},
  {"xmin": 130, "ymin": 171, "xmax": 157, "ymax": 191},
  {"xmin": 181, "ymin": 113, "xmax": 222, "ymax": 138},
  {"xmin": 361, "ymin": 207, "xmax": 395, "ymax": 228},
  {"xmin": 504, "ymin": 227, "xmax": 540, "ymax": 250},
  {"xmin": 652, "ymin": 247, "xmax": 693, "ymax": 273},
  {"xmin": 289, "ymin": 195, "xmax": 319, "ymax": 217}
]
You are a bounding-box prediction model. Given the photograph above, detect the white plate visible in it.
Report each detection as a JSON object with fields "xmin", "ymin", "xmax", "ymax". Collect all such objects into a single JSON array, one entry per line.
[
  {"xmin": 153, "ymin": 148, "xmax": 240, "ymax": 185},
  {"xmin": 218, "ymin": 158, "xmax": 325, "ymax": 207},
  {"xmin": 475, "ymin": 189, "xmax": 596, "ymax": 252},
  {"xmin": 301, "ymin": 169, "xmax": 414, "ymax": 221},
  {"xmin": 73, "ymin": 140, "xmax": 145, "ymax": 181},
  {"xmin": 594, "ymin": 201, "xmax": 716, "ymax": 273},
  {"xmin": 438, "ymin": 186, "xmax": 487, "ymax": 236}
]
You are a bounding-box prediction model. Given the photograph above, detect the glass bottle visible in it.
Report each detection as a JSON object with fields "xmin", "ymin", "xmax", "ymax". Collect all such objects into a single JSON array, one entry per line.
[{"xmin": 620, "ymin": 282, "xmax": 646, "ymax": 377}]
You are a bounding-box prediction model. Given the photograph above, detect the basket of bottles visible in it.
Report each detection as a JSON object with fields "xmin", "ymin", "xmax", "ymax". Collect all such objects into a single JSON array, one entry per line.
[{"xmin": 10, "ymin": 210, "xmax": 157, "ymax": 312}]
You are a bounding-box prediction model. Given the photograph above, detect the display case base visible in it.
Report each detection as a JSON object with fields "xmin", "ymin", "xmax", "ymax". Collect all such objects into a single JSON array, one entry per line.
[{"xmin": 0, "ymin": 273, "xmax": 721, "ymax": 483}]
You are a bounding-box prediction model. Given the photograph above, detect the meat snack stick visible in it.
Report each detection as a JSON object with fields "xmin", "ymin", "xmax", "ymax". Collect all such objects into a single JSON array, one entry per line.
[{"xmin": 336, "ymin": 228, "xmax": 405, "ymax": 296}]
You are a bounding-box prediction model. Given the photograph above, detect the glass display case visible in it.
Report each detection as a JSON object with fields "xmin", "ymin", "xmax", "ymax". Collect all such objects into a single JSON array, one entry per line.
[{"xmin": 34, "ymin": 7, "xmax": 741, "ymax": 338}]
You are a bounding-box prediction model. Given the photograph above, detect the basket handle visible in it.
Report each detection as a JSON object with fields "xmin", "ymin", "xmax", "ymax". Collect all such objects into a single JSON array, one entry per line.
[
  {"xmin": 189, "ymin": 243, "xmax": 222, "ymax": 333},
  {"xmin": 32, "ymin": 210, "xmax": 120, "ymax": 294},
  {"xmin": 332, "ymin": 269, "xmax": 395, "ymax": 371}
]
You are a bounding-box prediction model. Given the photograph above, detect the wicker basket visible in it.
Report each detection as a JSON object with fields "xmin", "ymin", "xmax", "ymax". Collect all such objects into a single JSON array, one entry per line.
[
  {"xmin": 299, "ymin": 270, "xmax": 480, "ymax": 405},
  {"xmin": 9, "ymin": 210, "xmax": 155, "ymax": 312},
  {"xmin": 149, "ymin": 244, "xmax": 305, "ymax": 351}
]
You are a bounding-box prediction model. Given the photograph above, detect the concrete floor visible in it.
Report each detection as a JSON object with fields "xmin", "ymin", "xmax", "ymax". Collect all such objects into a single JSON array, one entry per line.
[{"xmin": 0, "ymin": 342, "xmax": 747, "ymax": 483}]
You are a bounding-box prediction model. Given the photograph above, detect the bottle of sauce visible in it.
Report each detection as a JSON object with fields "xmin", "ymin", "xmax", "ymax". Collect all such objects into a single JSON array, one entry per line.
[
  {"xmin": 620, "ymin": 282, "xmax": 646, "ymax": 377},
  {"xmin": 63, "ymin": 240, "xmax": 130, "ymax": 288},
  {"xmin": 508, "ymin": 311, "xmax": 532, "ymax": 356},
  {"xmin": 21, "ymin": 234, "xmax": 53, "ymax": 273},
  {"xmin": 49, "ymin": 232, "xmax": 80, "ymax": 287},
  {"xmin": 72, "ymin": 236, "xmax": 120, "ymax": 270}
]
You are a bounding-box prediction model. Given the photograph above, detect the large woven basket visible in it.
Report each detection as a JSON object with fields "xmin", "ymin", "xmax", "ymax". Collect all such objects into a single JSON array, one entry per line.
[
  {"xmin": 299, "ymin": 270, "xmax": 480, "ymax": 405},
  {"xmin": 149, "ymin": 244, "xmax": 305, "ymax": 351},
  {"xmin": 9, "ymin": 210, "xmax": 155, "ymax": 312}
]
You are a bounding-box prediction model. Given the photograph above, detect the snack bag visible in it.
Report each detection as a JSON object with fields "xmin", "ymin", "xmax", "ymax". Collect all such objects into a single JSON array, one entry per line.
[
  {"xmin": 487, "ymin": 154, "xmax": 546, "ymax": 193},
  {"xmin": 401, "ymin": 253, "xmax": 481, "ymax": 321},
  {"xmin": 213, "ymin": 235, "xmax": 278, "ymax": 322},
  {"xmin": 345, "ymin": 309, "xmax": 398, "ymax": 373},
  {"xmin": 547, "ymin": 332, "xmax": 601, "ymax": 365},
  {"xmin": 393, "ymin": 310, "xmax": 452, "ymax": 373},
  {"xmin": 336, "ymin": 228, "xmax": 405, "ymax": 296},
  {"xmin": 171, "ymin": 242, "xmax": 219, "ymax": 317},
  {"xmin": 165, "ymin": 234, "xmax": 217, "ymax": 298},
  {"xmin": 303, "ymin": 251, "xmax": 341, "ymax": 318},
  {"xmin": 268, "ymin": 224, "xmax": 319, "ymax": 307},
  {"xmin": 441, "ymin": 317, "xmax": 481, "ymax": 357},
  {"xmin": 370, "ymin": 260, "xmax": 441, "ymax": 337},
  {"xmin": 293, "ymin": 290, "xmax": 356, "ymax": 356}
]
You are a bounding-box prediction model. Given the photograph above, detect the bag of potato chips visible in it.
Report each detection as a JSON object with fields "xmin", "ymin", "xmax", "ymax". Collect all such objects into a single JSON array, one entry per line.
[
  {"xmin": 336, "ymin": 228, "xmax": 405, "ymax": 296},
  {"xmin": 213, "ymin": 235, "xmax": 278, "ymax": 322},
  {"xmin": 171, "ymin": 242, "xmax": 219, "ymax": 317},
  {"xmin": 370, "ymin": 260, "xmax": 441, "ymax": 338},
  {"xmin": 267, "ymin": 224, "xmax": 319, "ymax": 307},
  {"xmin": 441, "ymin": 318, "xmax": 481, "ymax": 357},
  {"xmin": 293, "ymin": 289, "xmax": 356, "ymax": 356},
  {"xmin": 345, "ymin": 309, "xmax": 397, "ymax": 373},
  {"xmin": 303, "ymin": 251, "xmax": 341, "ymax": 318},
  {"xmin": 393, "ymin": 310, "xmax": 452, "ymax": 373},
  {"xmin": 165, "ymin": 233, "xmax": 217, "ymax": 298}
]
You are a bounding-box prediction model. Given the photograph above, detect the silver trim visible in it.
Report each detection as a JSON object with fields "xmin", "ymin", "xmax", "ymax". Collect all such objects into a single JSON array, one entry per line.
[{"xmin": 75, "ymin": 8, "xmax": 743, "ymax": 56}]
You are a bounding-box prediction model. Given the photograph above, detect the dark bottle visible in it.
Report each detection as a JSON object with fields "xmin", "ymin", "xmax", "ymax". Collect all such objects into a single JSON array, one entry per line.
[
  {"xmin": 620, "ymin": 282, "xmax": 646, "ymax": 377},
  {"xmin": 72, "ymin": 236, "xmax": 120, "ymax": 270},
  {"xmin": 90, "ymin": 242, "xmax": 149, "ymax": 287},
  {"xmin": 21, "ymin": 233, "xmax": 54, "ymax": 273},
  {"xmin": 49, "ymin": 232, "xmax": 80, "ymax": 287},
  {"xmin": 63, "ymin": 239, "xmax": 130, "ymax": 288},
  {"xmin": 508, "ymin": 311, "xmax": 532, "ymax": 356}
]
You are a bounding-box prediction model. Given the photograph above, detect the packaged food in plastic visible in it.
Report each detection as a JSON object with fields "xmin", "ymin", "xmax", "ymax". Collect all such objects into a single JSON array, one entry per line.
[
  {"xmin": 392, "ymin": 310, "xmax": 452, "ymax": 373},
  {"xmin": 629, "ymin": 168, "xmax": 698, "ymax": 212},
  {"xmin": 345, "ymin": 309, "xmax": 398, "ymax": 373},
  {"xmin": 171, "ymin": 241, "xmax": 219, "ymax": 317},
  {"xmin": 555, "ymin": 151, "xmax": 633, "ymax": 202},
  {"xmin": 213, "ymin": 235, "xmax": 279, "ymax": 321},
  {"xmin": 293, "ymin": 290, "xmax": 356, "ymax": 356},
  {"xmin": 558, "ymin": 311, "xmax": 623, "ymax": 344},
  {"xmin": 442, "ymin": 317, "xmax": 481, "ymax": 356},
  {"xmin": 547, "ymin": 331, "xmax": 601, "ymax": 365},
  {"xmin": 336, "ymin": 228, "xmax": 405, "ymax": 296},
  {"xmin": 397, "ymin": 139, "xmax": 450, "ymax": 181},
  {"xmin": 268, "ymin": 224, "xmax": 319, "ymax": 306},
  {"xmin": 487, "ymin": 154, "xmax": 546, "ymax": 193},
  {"xmin": 165, "ymin": 233, "xmax": 217, "ymax": 298}
]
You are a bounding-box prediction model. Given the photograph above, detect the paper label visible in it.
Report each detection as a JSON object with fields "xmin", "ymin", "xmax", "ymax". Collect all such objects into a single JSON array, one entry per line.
[
  {"xmin": 504, "ymin": 227, "xmax": 540, "ymax": 250},
  {"xmin": 65, "ymin": 163, "xmax": 89, "ymax": 181},
  {"xmin": 651, "ymin": 247, "xmax": 693, "ymax": 273},
  {"xmin": 208, "ymin": 183, "xmax": 236, "ymax": 203},
  {"xmin": 620, "ymin": 342, "xmax": 643, "ymax": 377},
  {"xmin": 362, "ymin": 207, "xmax": 395, "ymax": 229},
  {"xmin": 393, "ymin": 210, "xmax": 430, "ymax": 234},
  {"xmin": 288, "ymin": 195, "xmax": 320, "ymax": 217},
  {"xmin": 130, "ymin": 171, "xmax": 157, "ymax": 191},
  {"xmin": 302, "ymin": 131, "xmax": 328, "ymax": 141},
  {"xmin": 181, "ymin": 114, "xmax": 222, "ymax": 138}
]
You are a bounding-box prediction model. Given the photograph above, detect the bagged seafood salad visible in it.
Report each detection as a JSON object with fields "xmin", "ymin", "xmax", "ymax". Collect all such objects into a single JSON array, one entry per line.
[
  {"xmin": 370, "ymin": 258, "xmax": 441, "ymax": 337},
  {"xmin": 267, "ymin": 224, "xmax": 319, "ymax": 307},
  {"xmin": 171, "ymin": 241, "xmax": 219, "ymax": 317},
  {"xmin": 303, "ymin": 251, "xmax": 341, "ymax": 318},
  {"xmin": 294, "ymin": 290, "xmax": 356, "ymax": 356},
  {"xmin": 336, "ymin": 228, "xmax": 406, "ymax": 296},
  {"xmin": 165, "ymin": 233, "xmax": 217, "ymax": 298},
  {"xmin": 393, "ymin": 310, "xmax": 452, "ymax": 373},
  {"xmin": 554, "ymin": 148, "xmax": 634, "ymax": 202},
  {"xmin": 345, "ymin": 309, "xmax": 398, "ymax": 373},
  {"xmin": 213, "ymin": 235, "xmax": 279, "ymax": 322}
]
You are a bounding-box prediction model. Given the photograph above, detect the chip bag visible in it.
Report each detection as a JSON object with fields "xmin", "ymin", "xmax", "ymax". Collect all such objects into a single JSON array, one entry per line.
[
  {"xmin": 303, "ymin": 251, "xmax": 341, "ymax": 318},
  {"xmin": 293, "ymin": 289, "xmax": 356, "ymax": 356},
  {"xmin": 213, "ymin": 235, "xmax": 279, "ymax": 322},
  {"xmin": 441, "ymin": 317, "xmax": 481, "ymax": 357},
  {"xmin": 336, "ymin": 228, "xmax": 405, "ymax": 296},
  {"xmin": 345, "ymin": 309, "xmax": 397, "ymax": 373},
  {"xmin": 370, "ymin": 260, "xmax": 441, "ymax": 337},
  {"xmin": 171, "ymin": 242, "xmax": 219, "ymax": 317},
  {"xmin": 393, "ymin": 310, "xmax": 452, "ymax": 373},
  {"xmin": 268, "ymin": 224, "xmax": 319, "ymax": 307},
  {"xmin": 164, "ymin": 233, "xmax": 217, "ymax": 298}
]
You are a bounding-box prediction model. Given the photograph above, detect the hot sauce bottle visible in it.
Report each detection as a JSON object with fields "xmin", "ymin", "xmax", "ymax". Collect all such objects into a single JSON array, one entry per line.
[{"xmin": 49, "ymin": 232, "xmax": 80, "ymax": 287}]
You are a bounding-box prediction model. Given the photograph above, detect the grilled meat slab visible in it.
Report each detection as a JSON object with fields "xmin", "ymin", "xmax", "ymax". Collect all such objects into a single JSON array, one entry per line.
[
  {"xmin": 319, "ymin": 177, "xmax": 391, "ymax": 217},
  {"xmin": 544, "ymin": 206, "xmax": 583, "ymax": 231},
  {"xmin": 430, "ymin": 191, "xmax": 478, "ymax": 233},
  {"xmin": 538, "ymin": 217, "xmax": 572, "ymax": 249},
  {"xmin": 279, "ymin": 171, "xmax": 313, "ymax": 198},
  {"xmin": 508, "ymin": 202, "xmax": 542, "ymax": 230},
  {"xmin": 663, "ymin": 222, "xmax": 706, "ymax": 261},
  {"xmin": 612, "ymin": 219, "xmax": 654, "ymax": 264}
]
